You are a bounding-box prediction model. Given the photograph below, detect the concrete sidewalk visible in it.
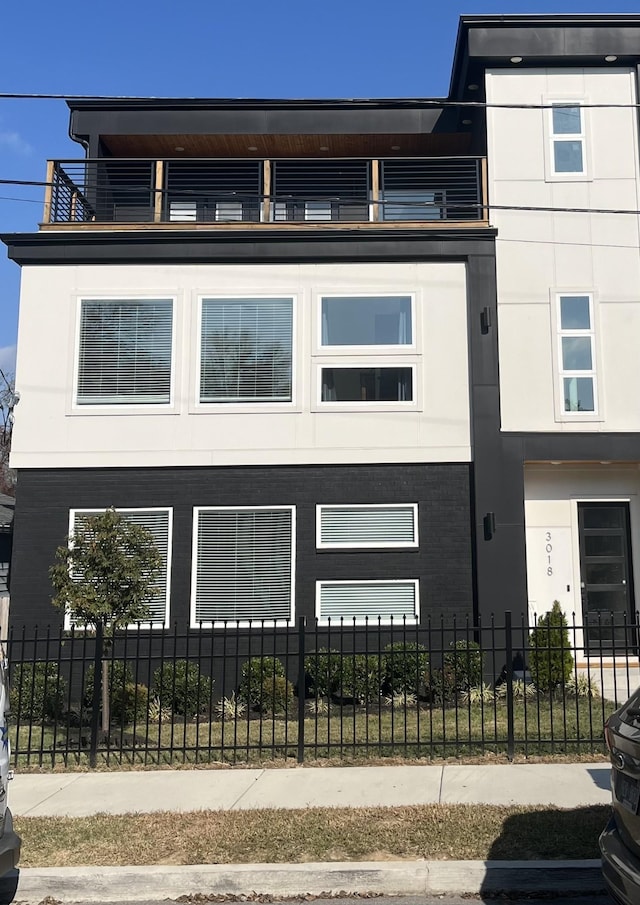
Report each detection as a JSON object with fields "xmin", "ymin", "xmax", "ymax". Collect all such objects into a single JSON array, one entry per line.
[
  {"xmin": 11, "ymin": 761, "xmax": 612, "ymax": 817},
  {"xmin": 8, "ymin": 763, "xmax": 614, "ymax": 903}
]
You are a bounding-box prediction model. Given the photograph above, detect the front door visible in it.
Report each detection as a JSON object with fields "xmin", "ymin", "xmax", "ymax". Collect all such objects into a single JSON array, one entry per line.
[{"xmin": 578, "ymin": 502, "xmax": 636, "ymax": 651}]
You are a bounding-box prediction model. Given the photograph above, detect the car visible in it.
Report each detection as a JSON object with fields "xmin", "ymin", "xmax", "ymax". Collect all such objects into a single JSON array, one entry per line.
[{"xmin": 600, "ymin": 689, "xmax": 640, "ymax": 904}]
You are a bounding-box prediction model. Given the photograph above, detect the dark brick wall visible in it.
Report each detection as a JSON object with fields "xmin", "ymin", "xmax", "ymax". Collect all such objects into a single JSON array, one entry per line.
[{"xmin": 10, "ymin": 464, "xmax": 474, "ymax": 632}]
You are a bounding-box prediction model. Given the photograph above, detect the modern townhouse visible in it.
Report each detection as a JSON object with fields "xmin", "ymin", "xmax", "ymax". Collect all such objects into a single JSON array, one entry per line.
[{"xmin": 3, "ymin": 15, "xmax": 640, "ymax": 671}]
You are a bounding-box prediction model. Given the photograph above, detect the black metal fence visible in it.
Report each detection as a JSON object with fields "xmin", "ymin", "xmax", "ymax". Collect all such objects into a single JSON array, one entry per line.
[{"xmin": 7, "ymin": 611, "xmax": 638, "ymax": 769}]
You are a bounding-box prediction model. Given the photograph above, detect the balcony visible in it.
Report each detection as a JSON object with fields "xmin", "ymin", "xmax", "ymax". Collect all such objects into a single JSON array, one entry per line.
[{"xmin": 42, "ymin": 157, "xmax": 488, "ymax": 229}]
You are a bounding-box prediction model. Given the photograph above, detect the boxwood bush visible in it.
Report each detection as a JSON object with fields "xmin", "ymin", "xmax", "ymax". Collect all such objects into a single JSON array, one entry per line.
[
  {"xmin": 382, "ymin": 642, "xmax": 429, "ymax": 695},
  {"xmin": 152, "ymin": 660, "xmax": 213, "ymax": 716},
  {"xmin": 10, "ymin": 662, "xmax": 66, "ymax": 721},
  {"xmin": 238, "ymin": 656, "xmax": 286, "ymax": 711}
]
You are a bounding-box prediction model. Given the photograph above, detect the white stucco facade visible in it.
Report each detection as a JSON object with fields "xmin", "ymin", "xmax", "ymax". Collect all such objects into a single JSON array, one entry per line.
[
  {"xmin": 11, "ymin": 261, "xmax": 472, "ymax": 468},
  {"xmin": 486, "ymin": 66, "xmax": 640, "ymax": 433}
]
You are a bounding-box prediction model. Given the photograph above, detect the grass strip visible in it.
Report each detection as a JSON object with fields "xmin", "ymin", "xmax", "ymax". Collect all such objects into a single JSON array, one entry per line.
[{"xmin": 15, "ymin": 804, "xmax": 610, "ymax": 868}]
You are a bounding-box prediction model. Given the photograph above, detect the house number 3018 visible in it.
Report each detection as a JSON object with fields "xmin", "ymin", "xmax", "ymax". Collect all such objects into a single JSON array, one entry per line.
[{"xmin": 545, "ymin": 531, "xmax": 553, "ymax": 576}]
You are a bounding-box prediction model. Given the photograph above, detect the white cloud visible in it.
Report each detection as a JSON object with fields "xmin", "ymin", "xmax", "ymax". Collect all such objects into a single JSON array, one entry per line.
[
  {"xmin": 0, "ymin": 131, "xmax": 33, "ymax": 156},
  {"xmin": 0, "ymin": 347, "xmax": 16, "ymax": 376}
]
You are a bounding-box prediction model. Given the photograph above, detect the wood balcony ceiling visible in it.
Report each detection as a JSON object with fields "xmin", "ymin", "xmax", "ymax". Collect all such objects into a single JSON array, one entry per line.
[{"xmin": 100, "ymin": 132, "xmax": 473, "ymax": 158}]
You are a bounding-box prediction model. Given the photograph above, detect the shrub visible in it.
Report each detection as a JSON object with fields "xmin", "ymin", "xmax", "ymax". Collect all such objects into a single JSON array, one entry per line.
[
  {"xmin": 84, "ymin": 660, "xmax": 132, "ymax": 706},
  {"xmin": 529, "ymin": 601, "xmax": 574, "ymax": 693},
  {"xmin": 215, "ymin": 693, "xmax": 247, "ymax": 720},
  {"xmin": 304, "ymin": 649, "xmax": 342, "ymax": 698},
  {"xmin": 111, "ymin": 682, "xmax": 150, "ymax": 725},
  {"xmin": 84, "ymin": 661, "xmax": 150, "ymax": 725},
  {"xmin": 238, "ymin": 657, "xmax": 286, "ymax": 710},
  {"xmin": 10, "ymin": 662, "xmax": 66, "ymax": 721},
  {"xmin": 261, "ymin": 675, "xmax": 294, "ymax": 714},
  {"xmin": 333, "ymin": 654, "xmax": 383, "ymax": 704},
  {"xmin": 382, "ymin": 642, "xmax": 429, "ymax": 695},
  {"xmin": 565, "ymin": 673, "xmax": 600, "ymax": 698},
  {"xmin": 152, "ymin": 661, "xmax": 213, "ymax": 716},
  {"xmin": 460, "ymin": 683, "xmax": 495, "ymax": 705},
  {"xmin": 443, "ymin": 640, "xmax": 483, "ymax": 692}
]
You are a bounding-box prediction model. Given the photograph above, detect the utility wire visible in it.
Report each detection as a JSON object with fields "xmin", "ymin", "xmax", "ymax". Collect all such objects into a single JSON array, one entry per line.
[{"xmin": 2, "ymin": 93, "xmax": 640, "ymax": 110}]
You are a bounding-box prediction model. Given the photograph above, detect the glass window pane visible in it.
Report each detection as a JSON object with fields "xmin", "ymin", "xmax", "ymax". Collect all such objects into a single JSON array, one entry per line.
[
  {"xmin": 321, "ymin": 367, "xmax": 413, "ymax": 402},
  {"xmin": 583, "ymin": 507, "xmax": 624, "ymax": 530},
  {"xmin": 382, "ymin": 191, "xmax": 441, "ymax": 221},
  {"xmin": 321, "ymin": 296, "xmax": 412, "ymax": 346},
  {"xmin": 560, "ymin": 296, "xmax": 591, "ymax": 329},
  {"xmin": 562, "ymin": 336, "xmax": 592, "ymax": 370},
  {"xmin": 552, "ymin": 106, "xmax": 581, "ymax": 134},
  {"xmin": 563, "ymin": 376, "xmax": 594, "ymax": 412},
  {"xmin": 554, "ymin": 140, "xmax": 584, "ymax": 173},
  {"xmin": 584, "ymin": 534, "xmax": 624, "ymax": 557},
  {"xmin": 200, "ymin": 298, "xmax": 292, "ymax": 403},
  {"xmin": 585, "ymin": 588, "xmax": 628, "ymax": 613},
  {"xmin": 586, "ymin": 563, "xmax": 625, "ymax": 584}
]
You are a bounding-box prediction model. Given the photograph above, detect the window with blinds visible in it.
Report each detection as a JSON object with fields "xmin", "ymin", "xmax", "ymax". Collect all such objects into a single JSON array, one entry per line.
[
  {"xmin": 76, "ymin": 299, "xmax": 173, "ymax": 405},
  {"xmin": 68, "ymin": 508, "xmax": 172, "ymax": 625},
  {"xmin": 317, "ymin": 504, "xmax": 418, "ymax": 549},
  {"xmin": 199, "ymin": 297, "xmax": 293, "ymax": 403},
  {"xmin": 316, "ymin": 580, "xmax": 419, "ymax": 624},
  {"xmin": 192, "ymin": 507, "xmax": 295, "ymax": 626}
]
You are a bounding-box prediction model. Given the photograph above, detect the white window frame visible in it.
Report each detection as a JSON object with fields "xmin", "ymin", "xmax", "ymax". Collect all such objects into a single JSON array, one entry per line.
[
  {"xmin": 190, "ymin": 505, "xmax": 296, "ymax": 629},
  {"xmin": 544, "ymin": 98, "xmax": 590, "ymax": 182},
  {"xmin": 314, "ymin": 361, "xmax": 418, "ymax": 410},
  {"xmin": 552, "ymin": 291, "xmax": 601, "ymax": 421},
  {"xmin": 315, "ymin": 579, "xmax": 420, "ymax": 626},
  {"xmin": 317, "ymin": 293, "xmax": 417, "ymax": 354},
  {"xmin": 72, "ymin": 296, "xmax": 177, "ymax": 413},
  {"xmin": 195, "ymin": 295, "xmax": 297, "ymax": 411},
  {"xmin": 64, "ymin": 507, "xmax": 173, "ymax": 629},
  {"xmin": 316, "ymin": 503, "xmax": 419, "ymax": 550}
]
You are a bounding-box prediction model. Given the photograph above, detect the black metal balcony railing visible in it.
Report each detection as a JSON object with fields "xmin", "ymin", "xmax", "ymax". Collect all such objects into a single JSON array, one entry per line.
[{"xmin": 43, "ymin": 157, "xmax": 487, "ymax": 226}]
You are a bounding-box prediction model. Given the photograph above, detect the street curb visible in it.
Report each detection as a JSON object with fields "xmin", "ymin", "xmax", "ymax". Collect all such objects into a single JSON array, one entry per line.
[{"xmin": 0, "ymin": 859, "xmax": 606, "ymax": 903}]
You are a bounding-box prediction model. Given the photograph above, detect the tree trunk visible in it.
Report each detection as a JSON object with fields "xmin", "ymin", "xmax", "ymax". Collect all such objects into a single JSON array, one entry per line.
[{"xmin": 101, "ymin": 658, "xmax": 110, "ymax": 735}]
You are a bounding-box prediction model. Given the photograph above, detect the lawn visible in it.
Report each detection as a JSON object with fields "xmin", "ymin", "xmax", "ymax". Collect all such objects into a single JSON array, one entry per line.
[
  {"xmin": 14, "ymin": 803, "xmax": 610, "ymax": 867},
  {"xmin": 11, "ymin": 695, "xmax": 615, "ymax": 769}
]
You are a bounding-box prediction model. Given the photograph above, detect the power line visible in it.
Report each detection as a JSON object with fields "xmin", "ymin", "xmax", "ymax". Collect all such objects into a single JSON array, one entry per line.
[{"xmin": 2, "ymin": 93, "xmax": 640, "ymax": 110}]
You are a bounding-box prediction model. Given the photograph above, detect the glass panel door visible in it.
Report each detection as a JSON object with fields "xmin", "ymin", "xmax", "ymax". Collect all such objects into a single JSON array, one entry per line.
[{"xmin": 579, "ymin": 502, "xmax": 636, "ymax": 651}]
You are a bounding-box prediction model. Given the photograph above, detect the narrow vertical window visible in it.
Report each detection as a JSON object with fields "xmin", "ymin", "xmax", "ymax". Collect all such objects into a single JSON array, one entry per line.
[
  {"xmin": 557, "ymin": 294, "xmax": 597, "ymax": 414},
  {"xmin": 551, "ymin": 104, "xmax": 585, "ymax": 175}
]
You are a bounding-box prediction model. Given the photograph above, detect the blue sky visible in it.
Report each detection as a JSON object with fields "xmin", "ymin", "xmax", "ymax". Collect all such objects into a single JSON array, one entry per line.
[{"xmin": 2, "ymin": 0, "xmax": 639, "ymax": 374}]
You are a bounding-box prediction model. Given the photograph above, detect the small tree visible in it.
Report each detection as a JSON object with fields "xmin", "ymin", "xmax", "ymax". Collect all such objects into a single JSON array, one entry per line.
[
  {"xmin": 529, "ymin": 601, "xmax": 574, "ymax": 693},
  {"xmin": 49, "ymin": 508, "xmax": 162, "ymax": 732}
]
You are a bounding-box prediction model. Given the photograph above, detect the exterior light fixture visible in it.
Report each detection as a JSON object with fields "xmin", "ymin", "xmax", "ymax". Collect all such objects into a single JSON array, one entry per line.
[
  {"xmin": 247, "ymin": 146, "xmax": 258, "ymax": 151},
  {"xmin": 174, "ymin": 146, "xmax": 185, "ymax": 152},
  {"xmin": 391, "ymin": 145, "xmax": 401, "ymax": 150},
  {"xmin": 510, "ymin": 56, "xmax": 523, "ymax": 63},
  {"xmin": 467, "ymin": 84, "xmax": 479, "ymax": 91},
  {"xmin": 319, "ymin": 146, "xmax": 329, "ymax": 151},
  {"xmin": 462, "ymin": 119, "xmax": 472, "ymax": 125},
  {"xmin": 605, "ymin": 55, "xmax": 618, "ymax": 62}
]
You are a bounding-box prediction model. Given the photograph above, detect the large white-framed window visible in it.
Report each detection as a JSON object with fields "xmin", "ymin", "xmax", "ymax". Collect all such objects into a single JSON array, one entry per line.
[
  {"xmin": 191, "ymin": 506, "xmax": 295, "ymax": 627},
  {"xmin": 198, "ymin": 296, "xmax": 294, "ymax": 404},
  {"xmin": 65, "ymin": 507, "xmax": 173, "ymax": 628},
  {"xmin": 555, "ymin": 293, "xmax": 598, "ymax": 417},
  {"xmin": 316, "ymin": 579, "xmax": 419, "ymax": 625},
  {"xmin": 319, "ymin": 294, "xmax": 414, "ymax": 350},
  {"xmin": 547, "ymin": 101, "xmax": 588, "ymax": 179},
  {"xmin": 75, "ymin": 298, "xmax": 174, "ymax": 406},
  {"xmin": 317, "ymin": 504, "xmax": 419, "ymax": 549},
  {"xmin": 315, "ymin": 293, "xmax": 417, "ymax": 408}
]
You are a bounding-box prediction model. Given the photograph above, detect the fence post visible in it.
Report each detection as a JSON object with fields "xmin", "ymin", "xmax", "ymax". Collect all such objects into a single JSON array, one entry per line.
[
  {"xmin": 89, "ymin": 622, "xmax": 104, "ymax": 768},
  {"xmin": 297, "ymin": 616, "xmax": 306, "ymax": 764},
  {"xmin": 505, "ymin": 610, "xmax": 515, "ymax": 762}
]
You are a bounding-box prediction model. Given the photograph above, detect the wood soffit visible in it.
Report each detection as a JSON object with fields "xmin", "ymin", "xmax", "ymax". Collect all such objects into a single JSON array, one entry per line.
[{"xmin": 101, "ymin": 132, "xmax": 472, "ymax": 158}]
